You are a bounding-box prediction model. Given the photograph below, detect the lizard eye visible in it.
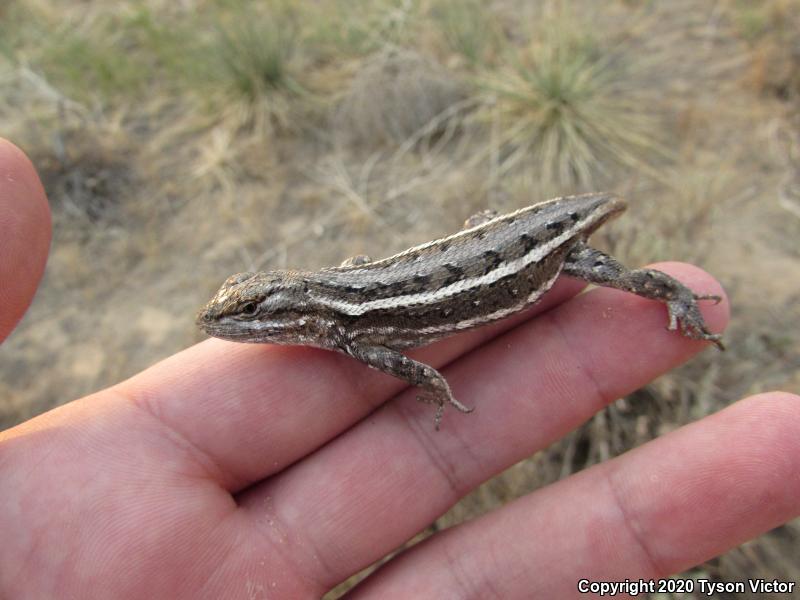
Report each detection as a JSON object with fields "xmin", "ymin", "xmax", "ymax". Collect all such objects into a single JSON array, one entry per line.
[{"xmin": 239, "ymin": 301, "xmax": 260, "ymax": 318}]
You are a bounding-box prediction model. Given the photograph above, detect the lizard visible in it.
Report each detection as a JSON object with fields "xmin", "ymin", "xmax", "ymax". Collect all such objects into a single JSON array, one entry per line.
[{"xmin": 196, "ymin": 192, "xmax": 723, "ymax": 429}]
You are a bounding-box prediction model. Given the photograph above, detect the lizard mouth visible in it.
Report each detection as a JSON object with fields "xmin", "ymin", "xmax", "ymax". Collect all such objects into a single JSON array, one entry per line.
[
  {"xmin": 195, "ymin": 316, "xmax": 237, "ymax": 340},
  {"xmin": 195, "ymin": 310, "xmax": 261, "ymax": 342},
  {"xmin": 195, "ymin": 306, "xmax": 227, "ymax": 337}
]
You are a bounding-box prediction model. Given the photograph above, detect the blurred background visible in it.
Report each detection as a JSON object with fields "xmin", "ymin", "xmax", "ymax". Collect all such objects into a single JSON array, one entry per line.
[{"xmin": 1, "ymin": 0, "xmax": 798, "ymax": 596}]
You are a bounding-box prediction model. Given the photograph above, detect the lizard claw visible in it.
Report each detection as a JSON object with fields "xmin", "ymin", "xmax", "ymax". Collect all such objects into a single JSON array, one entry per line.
[
  {"xmin": 694, "ymin": 293, "xmax": 722, "ymax": 305},
  {"xmin": 417, "ymin": 391, "xmax": 474, "ymax": 430}
]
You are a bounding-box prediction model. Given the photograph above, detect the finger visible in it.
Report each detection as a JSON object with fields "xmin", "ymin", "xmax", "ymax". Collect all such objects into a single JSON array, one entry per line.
[
  {"xmin": 0, "ymin": 138, "xmax": 51, "ymax": 343},
  {"xmin": 230, "ymin": 264, "xmax": 728, "ymax": 590},
  {"xmin": 347, "ymin": 392, "xmax": 800, "ymax": 598},
  {"xmin": 116, "ymin": 277, "xmax": 585, "ymax": 490}
]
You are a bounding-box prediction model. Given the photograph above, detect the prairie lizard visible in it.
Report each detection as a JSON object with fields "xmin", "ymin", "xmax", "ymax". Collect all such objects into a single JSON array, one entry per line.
[{"xmin": 197, "ymin": 193, "xmax": 723, "ymax": 428}]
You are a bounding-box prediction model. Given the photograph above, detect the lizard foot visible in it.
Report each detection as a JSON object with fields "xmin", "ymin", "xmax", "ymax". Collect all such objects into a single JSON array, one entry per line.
[
  {"xmin": 666, "ymin": 292, "xmax": 725, "ymax": 351},
  {"xmin": 417, "ymin": 387, "xmax": 474, "ymax": 430}
]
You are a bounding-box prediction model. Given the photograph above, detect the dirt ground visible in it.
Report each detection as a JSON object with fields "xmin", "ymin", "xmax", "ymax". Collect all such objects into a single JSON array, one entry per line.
[{"xmin": 1, "ymin": 1, "xmax": 799, "ymax": 596}]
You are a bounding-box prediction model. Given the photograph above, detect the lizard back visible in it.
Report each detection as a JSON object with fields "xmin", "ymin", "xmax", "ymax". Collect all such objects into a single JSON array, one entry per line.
[{"xmin": 305, "ymin": 193, "xmax": 625, "ymax": 348}]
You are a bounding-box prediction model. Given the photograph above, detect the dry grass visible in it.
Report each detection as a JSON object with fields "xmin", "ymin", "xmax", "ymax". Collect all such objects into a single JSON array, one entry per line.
[
  {"xmin": 334, "ymin": 49, "xmax": 469, "ymax": 147},
  {"xmin": 475, "ymin": 6, "xmax": 670, "ymax": 189},
  {"xmin": 208, "ymin": 4, "xmax": 312, "ymax": 134},
  {"xmin": 431, "ymin": 0, "xmax": 499, "ymax": 66},
  {"xmin": 1, "ymin": 0, "xmax": 799, "ymax": 596}
]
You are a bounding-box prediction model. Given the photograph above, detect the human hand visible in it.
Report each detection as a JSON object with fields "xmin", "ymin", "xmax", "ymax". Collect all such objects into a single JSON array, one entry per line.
[{"xmin": 1, "ymin": 138, "xmax": 798, "ymax": 599}]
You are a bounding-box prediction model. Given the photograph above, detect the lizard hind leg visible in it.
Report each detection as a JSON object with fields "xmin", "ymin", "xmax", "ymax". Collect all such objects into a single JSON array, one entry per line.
[
  {"xmin": 563, "ymin": 242, "xmax": 724, "ymax": 350},
  {"xmin": 344, "ymin": 343, "xmax": 473, "ymax": 430},
  {"xmin": 340, "ymin": 255, "xmax": 373, "ymax": 267},
  {"xmin": 463, "ymin": 209, "xmax": 498, "ymax": 229}
]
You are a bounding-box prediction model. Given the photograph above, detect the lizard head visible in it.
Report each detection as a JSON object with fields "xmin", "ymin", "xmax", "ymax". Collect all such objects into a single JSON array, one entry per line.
[{"xmin": 196, "ymin": 271, "xmax": 314, "ymax": 344}]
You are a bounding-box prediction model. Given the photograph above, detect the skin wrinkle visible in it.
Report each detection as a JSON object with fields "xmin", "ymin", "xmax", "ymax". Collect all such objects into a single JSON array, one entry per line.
[
  {"xmin": 193, "ymin": 549, "xmax": 239, "ymax": 600},
  {"xmin": 445, "ymin": 531, "xmax": 508, "ymax": 600},
  {"xmin": 471, "ymin": 552, "xmax": 510, "ymax": 600},
  {"xmin": 220, "ymin": 508, "xmax": 324, "ymax": 600},
  {"xmin": 545, "ymin": 303, "xmax": 611, "ymax": 415},
  {"xmin": 437, "ymin": 534, "xmax": 498, "ymax": 600},
  {"xmin": 394, "ymin": 396, "xmax": 471, "ymax": 501},
  {"xmin": 185, "ymin": 511, "xmax": 250, "ymax": 597},
  {"xmin": 15, "ymin": 521, "xmax": 46, "ymax": 596},
  {"xmin": 238, "ymin": 483, "xmax": 355, "ymax": 596},
  {"xmin": 114, "ymin": 384, "xmax": 239, "ymax": 494},
  {"xmin": 602, "ymin": 462, "xmax": 665, "ymax": 577}
]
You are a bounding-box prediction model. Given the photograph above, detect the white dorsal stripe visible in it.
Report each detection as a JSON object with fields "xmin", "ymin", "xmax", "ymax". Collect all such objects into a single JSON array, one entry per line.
[
  {"xmin": 311, "ymin": 227, "xmax": 575, "ymax": 316},
  {"xmin": 387, "ymin": 271, "xmax": 559, "ymax": 337}
]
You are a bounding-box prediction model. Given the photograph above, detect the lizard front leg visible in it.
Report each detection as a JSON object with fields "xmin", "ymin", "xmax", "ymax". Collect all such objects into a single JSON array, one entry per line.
[
  {"xmin": 563, "ymin": 241, "xmax": 724, "ymax": 350},
  {"xmin": 344, "ymin": 343, "xmax": 473, "ymax": 429},
  {"xmin": 463, "ymin": 208, "xmax": 498, "ymax": 229}
]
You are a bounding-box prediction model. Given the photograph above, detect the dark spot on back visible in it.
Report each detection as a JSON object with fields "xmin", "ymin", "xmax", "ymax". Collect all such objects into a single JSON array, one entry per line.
[
  {"xmin": 482, "ymin": 249, "xmax": 502, "ymax": 264},
  {"xmin": 520, "ymin": 233, "xmax": 538, "ymax": 252},
  {"xmin": 441, "ymin": 263, "xmax": 465, "ymax": 286},
  {"xmin": 481, "ymin": 249, "xmax": 504, "ymax": 275},
  {"xmin": 569, "ymin": 211, "xmax": 580, "ymax": 221},
  {"xmin": 413, "ymin": 274, "xmax": 431, "ymax": 286},
  {"xmin": 364, "ymin": 280, "xmax": 407, "ymax": 297},
  {"xmin": 444, "ymin": 263, "xmax": 463, "ymax": 276}
]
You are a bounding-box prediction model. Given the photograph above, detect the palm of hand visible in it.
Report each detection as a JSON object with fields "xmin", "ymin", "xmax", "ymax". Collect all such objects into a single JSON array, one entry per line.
[{"xmin": 1, "ymin": 139, "xmax": 798, "ymax": 599}]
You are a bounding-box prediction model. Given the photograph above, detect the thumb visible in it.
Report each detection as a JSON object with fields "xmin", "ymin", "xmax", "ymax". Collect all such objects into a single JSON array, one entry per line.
[{"xmin": 0, "ymin": 138, "xmax": 51, "ymax": 343}]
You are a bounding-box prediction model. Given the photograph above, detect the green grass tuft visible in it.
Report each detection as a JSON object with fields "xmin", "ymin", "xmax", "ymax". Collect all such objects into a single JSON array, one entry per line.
[
  {"xmin": 203, "ymin": 5, "xmax": 311, "ymax": 132},
  {"xmin": 432, "ymin": 0, "xmax": 496, "ymax": 66},
  {"xmin": 215, "ymin": 11, "xmax": 302, "ymax": 103},
  {"xmin": 478, "ymin": 11, "xmax": 667, "ymax": 187}
]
